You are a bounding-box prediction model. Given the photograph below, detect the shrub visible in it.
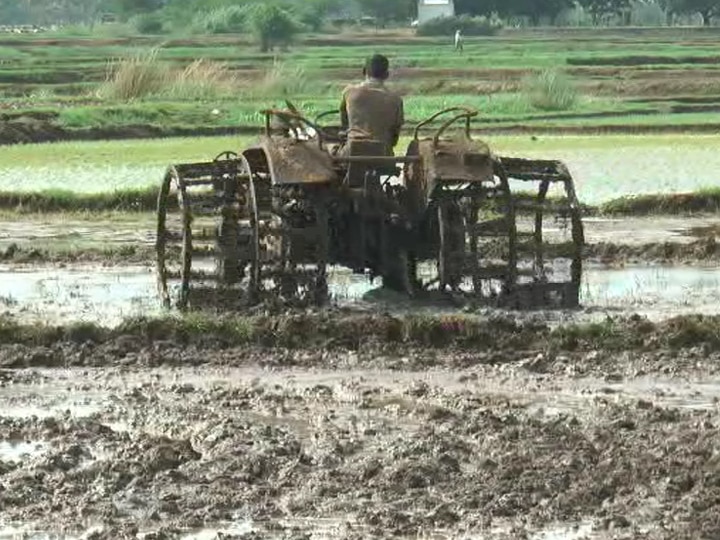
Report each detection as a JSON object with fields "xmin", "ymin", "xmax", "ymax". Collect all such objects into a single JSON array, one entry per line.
[
  {"xmin": 130, "ymin": 12, "xmax": 165, "ymax": 34},
  {"xmin": 522, "ymin": 69, "xmax": 579, "ymax": 111},
  {"xmin": 416, "ymin": 14, "xmax": 502, "ymax": 37},
  {"xmin": 193, "ymin": 5, "xmax": 250, "ymax": 34}
]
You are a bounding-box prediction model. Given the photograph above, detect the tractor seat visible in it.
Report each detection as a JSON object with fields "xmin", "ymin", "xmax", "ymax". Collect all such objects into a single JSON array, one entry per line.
[
  {"xmin": 322, "ymin": 126, "xmax": 345, "ymax": 144},
  {"xmin": 344, "ymin": 139, "xmax": 399, "ymax": 187}
]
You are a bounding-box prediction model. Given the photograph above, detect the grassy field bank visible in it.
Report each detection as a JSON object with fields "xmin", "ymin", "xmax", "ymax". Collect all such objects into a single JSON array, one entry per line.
[{"xmin": 2, "ymin": 26, "xmax": 720, "ymax": 141}]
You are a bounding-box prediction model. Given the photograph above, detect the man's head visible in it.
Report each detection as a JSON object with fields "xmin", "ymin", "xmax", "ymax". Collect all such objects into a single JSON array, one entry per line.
[{"xmin": 363, "ymin": 54, "xmax": 390, "ymax": 81}]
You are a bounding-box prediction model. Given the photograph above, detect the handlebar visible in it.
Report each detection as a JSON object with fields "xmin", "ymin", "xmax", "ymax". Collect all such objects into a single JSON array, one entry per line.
[
  {"xmin": 315, "ymin": 109, "xmax": 340, "ymax": 124},
  {"xmin": 412, "ymin": 106, "xmax": 478, "ymax": 144}
]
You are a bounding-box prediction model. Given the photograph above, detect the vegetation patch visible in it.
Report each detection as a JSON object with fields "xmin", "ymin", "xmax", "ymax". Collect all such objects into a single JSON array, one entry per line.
[
  {"xmin": 98, "ymin": 49, "xmax": 237, "ymax": 101},
  {"xmin": 522, "ymin": 69, "xmax": 580, "ymax": 111},
  {"xmin": 1, "ymin": 313, "xmax": 720, "ymax": 358},
  {"xmin": 599, "ymin": 189, "xmax": 720, "ymax": 215},
  {"xmin": 0, "ymin": 187, "xmax": 717, "ymax": 216},
  {"xmin": 0, "ymin": 187, "xmax": 160, "ymax": 212}
]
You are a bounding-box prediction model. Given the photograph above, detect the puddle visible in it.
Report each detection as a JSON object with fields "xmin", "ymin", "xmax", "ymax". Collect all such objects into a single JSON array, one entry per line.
[
  {"xmin": 0, "ymin": 264, "xmax": 161, "ymax": 325},
  {"xmin": 0, "ymin": 164, "xmax": 162, "ymax": 193},
  {"xmin": 0, "ymin": 260, "xmax": 719, "ymax": 324},
  {"xmin": 176, "ymin": 520, "xmax": 254, "ymax": 540},
  {"xmin": 0, "ymin": 440, "xmax": 47, "ymax": 462},
  {"xmin": 0, "ymin": 381, "xmax": 110, "ymax": 420},
  {"xmin": 0, "ymin": 525, "xmax": 103, "ymax": 540},
  {"xmin": 531, "ymin": 522, "xmax": 595, "ymax": 540},
  {"xmin": 584, "ymin": 265, "xmax": 720, "ymax": 302},
  {"xmin": 0, "ymin": 402, "xmax": 104, "ymax": 420},
  {"xmin": 0, "ymin": 518, "xmax": 601, "ymax": 540},
  {"xmin": 582, "ymin": 264, "xmax": 720, "ymax": 317}
]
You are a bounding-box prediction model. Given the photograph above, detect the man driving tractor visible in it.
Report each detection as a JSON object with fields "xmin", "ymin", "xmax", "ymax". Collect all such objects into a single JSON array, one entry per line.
[{"xmin": 339, "ymin": 54, "xmax": 404, "ymax": 156}]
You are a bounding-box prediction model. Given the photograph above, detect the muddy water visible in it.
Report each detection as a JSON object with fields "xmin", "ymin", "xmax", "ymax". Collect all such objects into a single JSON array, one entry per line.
[
  {"xmin": 0, "ymin": 264, "xmax": 160, "ymax": 325},
  {"xmin": 0, "ymin": 262, "xmax": 719, "ymax": 324},
  {"xmin": 583, "ymin": 265, "xmax": 720, "ymax": 312}
]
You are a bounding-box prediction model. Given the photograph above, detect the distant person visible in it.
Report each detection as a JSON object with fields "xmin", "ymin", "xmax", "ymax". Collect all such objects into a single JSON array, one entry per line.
[
  {"xmin": 454, "ymin": 29, "xmax": 463, "ymax": 52},
  {"xmin": 339, "ymin": 54, "xmax": 404, "ymax": 156}
]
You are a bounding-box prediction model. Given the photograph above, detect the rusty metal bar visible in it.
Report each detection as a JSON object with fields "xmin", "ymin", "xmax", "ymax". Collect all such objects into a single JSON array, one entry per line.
[
  {"xmin": 433, "ymin": 112, "xmax": 477, "ymax": 147},
  {"xmin": 412, "ymin": 107, "xmax": 477, "ymax": 140},
  {"xmin": 332, "ymin": 156, "xmax": 421, "ymax": 164}
]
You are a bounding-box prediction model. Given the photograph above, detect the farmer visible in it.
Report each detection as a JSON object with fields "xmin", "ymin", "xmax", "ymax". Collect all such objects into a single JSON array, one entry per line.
[
  {"xmin": 454, "ymin": 29, "xmax": 463, "ymax": 52},
  {"xmin": 339, "ymin": 53, "xmax": 404, "ymax": 156}
]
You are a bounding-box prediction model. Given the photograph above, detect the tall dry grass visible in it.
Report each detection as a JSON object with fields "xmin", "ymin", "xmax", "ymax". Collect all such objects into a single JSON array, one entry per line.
[
  {"xmin": 522, "ymin": 69, "xmax": 579, "ymax": 111},
  {"xmin": 99, "ymin": 49, "xmax": 238, "ymax": 101},
  {"xmin": 98, "ymin": 48, "xmax": 172, "ymax": 101},
  {"xmin": 166, "ymin": 59, "xmax": 237, "ymax": 99},
  {"xmin": 245, "ymin": 59, "xmax": 327, "ymax": 98}
]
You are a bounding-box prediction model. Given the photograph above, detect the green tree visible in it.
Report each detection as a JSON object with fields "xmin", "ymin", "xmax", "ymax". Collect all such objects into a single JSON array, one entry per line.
[
  {"xmin": 579, "ymin": 0, "xmax": 632, "ymax": 24},
  {"xmin": 671, "ymin": 0, "xmax": 720, "ymax": 25},
  {"xmin": 455, "ymin": 0, "xmax": 499, "ymax": 16},
  {"xmin": 505, "ymin": 0, "xmax": 575, "ymax": 24},
  {"xmin": 355, "ymin": 0, "xmax": 415, "ymax": 22},
  {"xmin": 114, "ymin": 0, "xmax": 163, "ymax": 18},
  {"xmin": 0, "ymin": 0, "xmax": 27, "ymax": 24},
  {"xmin": 247, "ymin": 4, "xmax": 299, "ymax": 52},
  {"xmin": 291, "ymin": 0, "xmax": 344, "ymax": 31}
]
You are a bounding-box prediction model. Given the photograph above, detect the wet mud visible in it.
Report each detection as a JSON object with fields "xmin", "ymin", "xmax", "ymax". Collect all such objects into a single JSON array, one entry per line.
[
  {"xmin": 3, "ymin": 214, "xmax": 720, "ymax": 266},
  {"xmin": 1, "ymin": 360, "xmax": 719, "ymax": 539},
  {"xmin": 0, "ymin": 210, "xmax": 718, "ymax": 538}
]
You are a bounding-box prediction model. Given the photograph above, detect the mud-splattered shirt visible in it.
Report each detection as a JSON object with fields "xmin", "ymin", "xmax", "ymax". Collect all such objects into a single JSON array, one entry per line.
[{"xmin": 340, "ymin": 79, "xmax": 404, "ymax": 154}]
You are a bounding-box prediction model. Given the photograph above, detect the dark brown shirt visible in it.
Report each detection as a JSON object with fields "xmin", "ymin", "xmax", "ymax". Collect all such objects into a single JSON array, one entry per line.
[{"xmin": 340, "ymin": 79, "xmax": 404, "ymax": 153}]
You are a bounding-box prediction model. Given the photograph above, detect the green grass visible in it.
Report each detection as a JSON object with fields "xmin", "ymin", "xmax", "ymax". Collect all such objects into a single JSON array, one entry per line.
[{"xmin": 0, "ymin": 136, "xmax": 245, "ymax": 167}]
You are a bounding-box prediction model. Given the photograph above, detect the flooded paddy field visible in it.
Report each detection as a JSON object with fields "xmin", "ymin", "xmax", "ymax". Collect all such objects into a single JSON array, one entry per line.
[{"xmin": 2, "ymin": 135, "xmax": 720, "ymax": 205}]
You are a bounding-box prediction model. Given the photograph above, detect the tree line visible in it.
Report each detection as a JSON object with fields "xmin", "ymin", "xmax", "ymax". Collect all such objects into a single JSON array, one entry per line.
[{"xmin": 1, "ymin": 0, "xmax": 719, "ymax": 28}]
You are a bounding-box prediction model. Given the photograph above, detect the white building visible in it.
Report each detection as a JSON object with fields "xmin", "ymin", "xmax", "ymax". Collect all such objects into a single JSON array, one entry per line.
[{"xmin": 417, "ymin": 0, "xmax": 455, "ymax": 24}]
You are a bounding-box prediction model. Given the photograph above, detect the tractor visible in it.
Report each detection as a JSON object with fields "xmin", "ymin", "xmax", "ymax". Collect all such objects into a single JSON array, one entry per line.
[{"xmin": 155, "ymin": 105, "xmax": 584, "ymax": 310}]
